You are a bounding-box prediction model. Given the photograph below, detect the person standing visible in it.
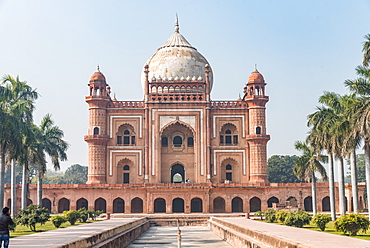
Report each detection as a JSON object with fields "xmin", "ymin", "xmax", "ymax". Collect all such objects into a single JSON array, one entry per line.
[{"xmin": 0, "ymin": 207, "xmax": 14, "ymax": 248}]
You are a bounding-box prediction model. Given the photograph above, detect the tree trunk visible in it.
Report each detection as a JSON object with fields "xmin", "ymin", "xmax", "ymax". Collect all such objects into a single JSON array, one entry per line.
[
  {"xmin": 0, "ymin": 146, "xmax": 5, "ymax": 210},
  {"xmin": 11, "ymin": 159, "xmax": 16, "ymax": 217},
  {"xmin": 21, "ymin": 163, "xmax": 28, "ymax": 210},
  {"xmin": 37, "ymin": 165, "xmax": 42, "ymax": 206},
  {"xmin": 311, "ymin": 171, "xmax": 317, "ymax": 215},
  {"xmin": 338, "ymin": 156, "xmax": 346, "ymax": 215},
  {"xmin": 364, "ymin": 142, "xmax": 370, "ymax": 217},
  {"xmin": 350, "ymin": 150, "xmax": 359, "ymax": 213},
  {"xmin": 328, "ymin": 153, "xmax": 336, "ymax": 220}
]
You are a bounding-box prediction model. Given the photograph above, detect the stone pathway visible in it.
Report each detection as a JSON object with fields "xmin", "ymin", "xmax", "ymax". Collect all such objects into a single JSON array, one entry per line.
[
  {"xmin": 127, "ymin": 226, "xmax": 232, "ymax": 247},
  {"xmin": 10, "ymin": 218, "xmax": 140, "ymax": 248}
]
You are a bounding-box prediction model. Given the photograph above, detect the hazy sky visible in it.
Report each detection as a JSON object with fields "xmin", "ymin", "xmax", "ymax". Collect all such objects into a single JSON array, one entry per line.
[{"xmin": 1, "ymin": 0, "xmax": 370, "ymax": 171}]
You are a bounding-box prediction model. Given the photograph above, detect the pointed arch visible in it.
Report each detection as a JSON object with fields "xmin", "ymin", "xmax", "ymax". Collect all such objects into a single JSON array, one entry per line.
[
  {"xmin": 232, "ymin": 197, "xmax": 243, "ymax": 212},
  {"xmin": 250, "ymin": 197, "xmax": 261, "ymax": 212},
  {"xmin": 76, "ymin": 198, "xmax": 88, "ymax": 210},
  {"xmin": 113, "ymin": 198, "xmax": 125, "ymax": 213}
]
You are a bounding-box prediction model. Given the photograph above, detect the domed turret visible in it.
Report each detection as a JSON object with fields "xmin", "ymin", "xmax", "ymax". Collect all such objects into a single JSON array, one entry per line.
[
  {"xmin": 90, "ymin": 71, "xmax": 106, "ymax": 82},
  {"xmin": 142, "ymin": 18, "xmax": 213, "ymax": 91},
  {"xmin": 248, "ymin": 69, "xmax": 265, "ymax": 84}
]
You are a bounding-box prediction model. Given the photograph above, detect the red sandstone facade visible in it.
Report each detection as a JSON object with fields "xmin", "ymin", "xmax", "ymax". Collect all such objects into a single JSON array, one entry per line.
[{"xmin": 3, "ymin": 21, "xmax": 364, "ymax": 215}]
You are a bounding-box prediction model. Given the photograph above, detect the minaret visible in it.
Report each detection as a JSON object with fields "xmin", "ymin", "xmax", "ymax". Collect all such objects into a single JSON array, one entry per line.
[
  {"xmin": 244, "ymin": 68, "xmax": 270, "ymax": 183},
  {"xmin": 84, "ymin": 67, "xmax": 110, "ymax": 184}
]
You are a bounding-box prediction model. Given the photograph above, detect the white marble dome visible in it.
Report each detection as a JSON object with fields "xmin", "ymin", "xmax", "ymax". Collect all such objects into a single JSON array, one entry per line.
[{"xmin": 142, "ymin": 22, "xmax": 213, "ymax": 91}]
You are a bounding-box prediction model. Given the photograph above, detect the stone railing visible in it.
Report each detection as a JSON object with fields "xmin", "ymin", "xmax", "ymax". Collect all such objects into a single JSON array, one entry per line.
[
  {"xmin": 108, "ymin": 101, "xmax": 145, "ymax": 108},
  {"xmin": 211, "ymin": 101, "xmax": 247, "ymax": 108}
]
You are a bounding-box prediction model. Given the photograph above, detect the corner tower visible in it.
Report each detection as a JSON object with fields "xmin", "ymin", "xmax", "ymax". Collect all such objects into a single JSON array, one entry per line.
[
  {"xmin": 84, "ymin": 68, "xmax": 111, "ymax": 184},
  {"xmin": 244, "ymin": 69, "xmax": 270, "ymax": 183}
]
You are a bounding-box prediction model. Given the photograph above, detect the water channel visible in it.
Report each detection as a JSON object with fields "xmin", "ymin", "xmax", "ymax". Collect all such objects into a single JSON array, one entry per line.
[{"xmin": 126, "ymin": 226, "xmax": 232, "ymax": 247}]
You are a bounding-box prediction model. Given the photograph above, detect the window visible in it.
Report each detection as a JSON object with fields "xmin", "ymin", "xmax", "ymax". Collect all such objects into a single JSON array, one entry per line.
[
  {"xmin": 188, "ymin": 137, "xmax": 194, "ymax": 147},
  {"xmin": 226, "ymin": 164, "xmax": 232, "ymax": 181},
  {"xmin": 220, "ymin": 124, "xmax": 238, "ymax": 146},
  {"xmin": 123, "ymin": 165, "xmax": 129, "ymax": 183},
  {"xmin": 116, "ymin": 124, "xmax": 136, "ymax": 146},
  {"xmin": 256, "ymin": 126, "xmax": 261, "ymax": 134},
  {"xmin": 162, "ymin": 137, "xmax": 168, "ymax": 147},
  {"xmin": 93, "ymin": 127, "xmax": 99, "ymax": 135},
  {"xmin": 225, "ymin": 130, "xmax": 232, "ymax": 144},
  {"xmin": 173, "ymin": 136, "xmax": 182, "ymax": 147},
  {"xmin": 117, "ymin": 136, "xmax": 122, "ymax": 144}
]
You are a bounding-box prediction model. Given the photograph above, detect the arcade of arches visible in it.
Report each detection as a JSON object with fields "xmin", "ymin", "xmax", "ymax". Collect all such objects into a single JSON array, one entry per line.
[{"xmin": 25, "ymin": 186, "xmax": 363, "ymax": 214}]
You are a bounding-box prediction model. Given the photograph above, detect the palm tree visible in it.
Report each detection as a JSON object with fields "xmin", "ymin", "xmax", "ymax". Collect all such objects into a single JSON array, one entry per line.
[
  {"xmin": 35, "ymin": 114, "xmax": 68, "ymax": 206},
  {"xmin": 0, "ymin": 75, "xmax": 38, "ymax": 210},
  {"xmin": 363, "ymin": 34, "xmax": 370, "ymax": 67},
  {"xmin": 307, "ymin": 107, "xmax": 337, "ymax": 219},
  {"xmin": 345, "ymin": 66, "xmax": 370, "ymax": 214},
  {"xmin": 317, "ymin": 92, "xmax": 358, "ymax": 215},
  {"xmin": 293, "ymin": 141, "xmax": 328, "ymax": 214}
]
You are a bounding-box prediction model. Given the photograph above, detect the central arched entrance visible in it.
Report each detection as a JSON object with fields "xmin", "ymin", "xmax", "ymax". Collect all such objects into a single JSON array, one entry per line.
[
  {"xmin": 171, "ymin": 163, "xmax": 185, "ymax": 183},
  {"xmin": 172, "ymin": 198, "xmax": 184, "ymax": 213}
]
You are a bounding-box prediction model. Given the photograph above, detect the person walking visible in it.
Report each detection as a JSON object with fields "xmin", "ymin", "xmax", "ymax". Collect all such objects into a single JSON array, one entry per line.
[{"xmin": 0, "ymin": 207, "xmax": 14, "ymax": 248}]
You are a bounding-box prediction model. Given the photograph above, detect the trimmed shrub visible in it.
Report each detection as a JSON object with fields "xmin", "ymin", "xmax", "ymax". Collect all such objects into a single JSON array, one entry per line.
[
  {"xmin": 77, "ymin": 208, "xmax": 89, "ymax": 223},
  {"xmin": 334, "ymin": 214, "xmax": 370, "ymax": 236},
  {"xmin": 87, "ymin": 210, "xmax": 103, "ymax": 220},
  {"xmin": 312, "ymin": 213, "xmax": 331, "ymax": 231},
  {"xmin": 264, "ymin": 209, "xmax": 277, "ymax": 223},
  {"xmin": 283, "ymin": 211, "xmax": 311, "ymax": 228},
  {"xmin": 51, "ymin": 215, "xmax": 67, "ymax": 228},
  {"xmin": 254, "ymin": 211, "xmax": 264, "ymax": 220},
  {"xmin": 16, "ymin": 204, "xmax": 50, "ymax": 231},
  {"xmin": 276, "ymin": 210, "xmax": 288, "ymax": 223},
  {"xmin": 63, "ymin": 210, "xmax": 80, "ymax": 225}
]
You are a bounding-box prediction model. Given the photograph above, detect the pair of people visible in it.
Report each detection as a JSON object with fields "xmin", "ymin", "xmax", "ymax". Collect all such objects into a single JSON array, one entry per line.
[{"xmin": 0, "ymin": 207, "xmax": 14, "ymax": 248}]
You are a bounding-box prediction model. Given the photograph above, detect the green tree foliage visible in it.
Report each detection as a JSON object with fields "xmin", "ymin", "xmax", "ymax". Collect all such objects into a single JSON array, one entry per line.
[
  {"xmin": 42, "ymin": 164, "xmax": 88, "ymax": 184},
  {"xmin": 276, "ymin": 210, "xmax": 288, "ymax": 223},
  {"xmin": 283, "ymin": 211, "xmax": 311, "ymax": 228},
  {"xmin": 77, "ymin": 208, "xmax": 89, "ymax": 223},
  {"xmin": 63, "ymin": 164, "xmax": 88, "ymax": 184},
  {"xmin": 16, "ymin": 204, "xmax": 50, "ymax": 231},
  {"xmin": 312, "ymin": 213, "xmax": 331, "ymax": 231},
  {"xmin": 51, "ymin": 215, "xmax": 67, "ymax": 228},
  {"xmin": 267, "ymin": 155, "xmax": 301, "ymax": 183},
  {"xmin": 264, "ymin": 209, "xmax": 277, "ymax": 223},
  {"xmin": 63, "ymin": 210, "xmax": 80, "ymax": 225},
  {"xmin": 334, "ymin": 214, "xmax": 370, "ymax": 236},
  {"xmin": 88, "ymin": 210, "xmax": 103, "ymax": 220}
]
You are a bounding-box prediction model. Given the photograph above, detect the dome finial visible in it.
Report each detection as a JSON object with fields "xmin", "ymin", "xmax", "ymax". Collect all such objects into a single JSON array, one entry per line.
[
  {"xmin": 175, "ymin": 13, "xmax": 179, "ymax": 33},
  {"xmin": 97, "ymin": 64, "xmax": 100, "ymax": 72},
  {"xmin": 254, "ymin": 64, "xmax": 259, "ymax": 73}
]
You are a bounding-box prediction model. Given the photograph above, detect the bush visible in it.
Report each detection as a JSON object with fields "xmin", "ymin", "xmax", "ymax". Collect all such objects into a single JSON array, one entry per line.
[
  {"xmin": 283, "ymin": 211, "xmax": 311, "ymax": 228},
  {"xmin": 63, "ymin": 210, "xmax": 80, "ymax": 225},
  {"xmin": 87, "ymin": 210, "xmax": 103, "ymax": 220},
  {"xmin": 16, "ymin": 204, "xmax": 50, "ymax": 231},
  {"xmin": 77, "ymin": 208, "xmax": 89, "ymax": 223},
  {"xmin": 276, "ymin": 210, "xmax": 288, "ymax": 223},
  {"xmin": 51, "ymin": 215, "xmax": 67, "ymax": 228},
  {"xmin": 254, "ymin": 211, "xmax": 264, "ymax": 220},
  {"xmin": 264, "ymin": 209, "xmax": 277, "ymax": 223},
  {"xmin": 312, "ymin": 213, "xmax": 331, "ymax": 231},
  {"xmin": 334, "ymin": 214, "xmax": 370, "ymax": 236}
]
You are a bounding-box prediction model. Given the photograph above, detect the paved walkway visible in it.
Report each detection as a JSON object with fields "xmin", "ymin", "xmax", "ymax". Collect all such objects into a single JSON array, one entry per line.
[
  {"xmin": 10, "ymin": 218, "xmax": 140, "ymax": 248},
  {"xmin": 219, "ymin": 217, "xmax": 370, "ymax": 248},
  {"xmin": 127, "ymin": 226, "xmax": 232, "ymax": 247}
]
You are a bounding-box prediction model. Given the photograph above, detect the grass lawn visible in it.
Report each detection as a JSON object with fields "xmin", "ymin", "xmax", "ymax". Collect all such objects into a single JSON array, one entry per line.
[
  {"xmin": 11, "ymin": 220, "xmax": 99, "ymax": 238},
  {"xmin": 304, "ymin": 222, "xmax": 370, "ymax": 240}
]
